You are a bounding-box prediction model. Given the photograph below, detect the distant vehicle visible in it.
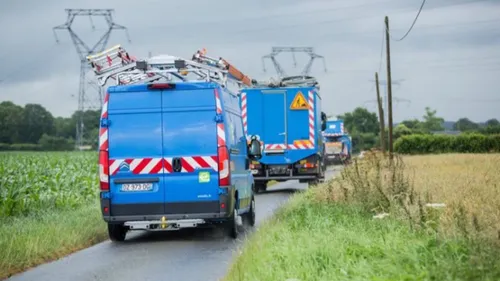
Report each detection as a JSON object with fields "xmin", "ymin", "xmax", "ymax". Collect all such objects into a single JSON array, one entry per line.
[
  {"xmin": 240, "ymin": 75, "xmax": 328, "ymax": 192},
  {"xmin": 322, "ymin": 119, "xmax": 352, "ymax": 164},
  {"xmin": 88, "ymin": 45, "xmax": 262, "ymax": 241}
]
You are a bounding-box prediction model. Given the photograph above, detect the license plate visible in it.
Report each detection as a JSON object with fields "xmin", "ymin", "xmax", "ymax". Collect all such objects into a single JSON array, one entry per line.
[
  {"xmin": 121, "ymin": 183, "xmax": 153, "ymax": 192},
  {"xmin": 251, "ymin": 169, "xmax": 258, "ymax": 175}
]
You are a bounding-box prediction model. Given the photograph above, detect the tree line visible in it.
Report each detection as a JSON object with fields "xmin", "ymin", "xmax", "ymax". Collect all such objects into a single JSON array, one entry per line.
[
  {"xmin": 0, "ymin": 101, "xmax": 99, "ymax": 151},
  {"xmin": 336, "ymin": 106, "xmax": 500, "ymax": 153},
  {"xmin": 1, "ymin": 100, "xmax": 499, "ymax": 152}
]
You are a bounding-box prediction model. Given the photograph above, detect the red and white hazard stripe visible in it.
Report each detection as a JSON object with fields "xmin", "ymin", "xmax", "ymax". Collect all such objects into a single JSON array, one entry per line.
[
  {"xmin": 287, "ymin": 143, "xmax": 314, "ymax": 150},
  {"xmin": 241, "ymin": 92, "xmax": 248, "ymax": 135},
  {"xmin": 109, "ymin": 158, "xmax": 163, "ymax": 175},
  {"xmin": 215, "ymin": 89, "xmax": 226, "ymax": 147},
  {"xmin": 308, "ymin": 90, "xmax": 315, "ymax": 146},
  {"xmin": 109, "ymin": 156, "xmax": 219, "ymax": 175},
  {"xmin": 99, "ymin": 93, "xmax": 109, "ymax": 151},
  {"xmin": 264, "ymin": 144, "xmax": 287, "ymax": 150}
]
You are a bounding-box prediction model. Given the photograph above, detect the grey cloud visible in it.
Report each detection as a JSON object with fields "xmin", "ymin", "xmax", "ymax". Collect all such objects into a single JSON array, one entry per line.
[{"xmin": 0, "ymin": 0, "xmax": 499, "ymax": 122}]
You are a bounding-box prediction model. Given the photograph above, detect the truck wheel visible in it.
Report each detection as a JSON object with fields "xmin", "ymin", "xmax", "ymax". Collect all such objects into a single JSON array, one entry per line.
[
  {"xmin": 108, "ymin": 223, "xmax": 127, "ymax": 242},
  {"xmin": 255, "ymin": 182, "xmax": 267, "ymax": 193},
  {"xmin": 308, "ymin": 180, "xmax": 320, "ymax": 188},
  {"xmin": 243, "ymin": 195, "xmax": 256, "ymax": 227}
]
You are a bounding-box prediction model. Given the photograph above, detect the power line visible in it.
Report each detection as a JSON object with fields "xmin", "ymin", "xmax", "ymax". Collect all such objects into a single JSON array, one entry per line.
[
  {"xmin": 390, "ymin": 0, "xmax": 426, "ymax": 41},
  {"xmin": 2, "ymin": 15, "xmax": 499, "ymax": 85}
]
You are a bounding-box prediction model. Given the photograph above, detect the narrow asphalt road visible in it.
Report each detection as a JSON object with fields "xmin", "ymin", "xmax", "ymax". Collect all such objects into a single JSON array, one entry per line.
[{"xmin": 7, "ymin": 166, "xmax": 342, "ymax": 281}]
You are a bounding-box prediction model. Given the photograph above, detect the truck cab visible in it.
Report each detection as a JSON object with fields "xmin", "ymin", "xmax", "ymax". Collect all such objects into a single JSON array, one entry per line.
[
  {"xmin": 95, "ymin": 54, "xmax": 262, "ymax": 241},
  {"xmin": 322, "ymin": 120, "xmax": 352, "ymax": 164}
]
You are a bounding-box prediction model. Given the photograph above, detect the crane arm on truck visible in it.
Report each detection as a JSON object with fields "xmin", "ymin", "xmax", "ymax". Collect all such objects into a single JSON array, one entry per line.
[{"xmin": 191, "ymin": 48, "xmax": 257, "ymax": 87}]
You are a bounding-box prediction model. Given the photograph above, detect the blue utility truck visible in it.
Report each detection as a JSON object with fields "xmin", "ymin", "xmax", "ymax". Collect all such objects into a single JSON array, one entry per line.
[
  {"xmin": 87, "ymin": 45, "xmax": 262, "ymax": 241},
  {"xmin": 322, "ymin": 119, "xmax": 352, "ymax": 164},
  {"xmin": 240, "ymin": 76, "xmax": 327, "ymax": 192}
]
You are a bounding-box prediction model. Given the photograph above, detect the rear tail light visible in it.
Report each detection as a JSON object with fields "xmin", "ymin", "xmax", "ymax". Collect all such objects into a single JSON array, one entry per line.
[
  {"xmin": 303, "ymin": 163, "xmax": 316, "ymax": 168},
  {"xmin": 99, "ymin": 150, "xmax": 110, "ymax": 191},
  {"xmin": 218, "ymin": 146, "xmax": 230, "ymax": 186},
  {"xmin": 147, "ymin": 83, "xmax": 176, "ymax": 90}
]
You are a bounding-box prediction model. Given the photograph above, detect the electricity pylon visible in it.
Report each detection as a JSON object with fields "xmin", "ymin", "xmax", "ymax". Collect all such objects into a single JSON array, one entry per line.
[{"xmin": 53, "ymin": 9, "xmax": 130, "ymax": 149}]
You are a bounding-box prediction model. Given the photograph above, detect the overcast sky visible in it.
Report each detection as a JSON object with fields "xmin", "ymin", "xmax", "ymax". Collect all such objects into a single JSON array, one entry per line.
[{"xmin": 1, "ymin": 0, "xmax": 499, "ymax": 122}]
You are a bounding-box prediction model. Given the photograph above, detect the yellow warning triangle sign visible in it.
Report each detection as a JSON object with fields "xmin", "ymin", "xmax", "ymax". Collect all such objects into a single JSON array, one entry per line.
[{"xmin": 290, "ymin": 91, "xmax": 309, "ymax": 110}]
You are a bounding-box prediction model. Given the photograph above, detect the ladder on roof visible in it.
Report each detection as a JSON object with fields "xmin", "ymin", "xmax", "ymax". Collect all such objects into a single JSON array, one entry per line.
[
  {"xmin": 86, "ymin": 44, "xmax": 255, "ymax": 88},
  {"xmin": 86, "ymin": 45, "xmax": 161, "ymax": 86}
]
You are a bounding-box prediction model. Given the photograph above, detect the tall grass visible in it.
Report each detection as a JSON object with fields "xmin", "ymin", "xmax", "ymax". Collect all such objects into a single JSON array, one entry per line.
[
  {"xmin": 314, "ymin": 151, "xmax": 500, "ymax": 243},
  {"xmin": 225, "ymin": 152, "xmax": 500, "ymax": 280}
]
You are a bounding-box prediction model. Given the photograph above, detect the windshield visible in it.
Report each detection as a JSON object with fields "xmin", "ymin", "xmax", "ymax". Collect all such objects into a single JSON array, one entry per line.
[{"xmin": 325, "ymin": 136, "xmax": 342, "ymax": 142}]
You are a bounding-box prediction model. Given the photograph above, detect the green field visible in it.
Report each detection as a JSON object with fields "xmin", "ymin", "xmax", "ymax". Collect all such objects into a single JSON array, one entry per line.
[
  {"xmin": 0, "ymin": 152, "xmax": 98, "ymax": 218},
  {"xmin": 0, "ymin": 152, "xmax": 106, "ymax": 279}
]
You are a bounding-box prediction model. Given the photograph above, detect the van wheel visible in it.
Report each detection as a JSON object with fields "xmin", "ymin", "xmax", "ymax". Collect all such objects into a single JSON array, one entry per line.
[
  {"xmin": 225, "ymin": 203, "xmax": 239, "ymax": 239},
  {"xmin": 244, "ymin": 196, "xmax": 256, "ymax": 227},
  {"xmin": 108, "ymin": 223, "xmax": 127, "ymax": 242}
]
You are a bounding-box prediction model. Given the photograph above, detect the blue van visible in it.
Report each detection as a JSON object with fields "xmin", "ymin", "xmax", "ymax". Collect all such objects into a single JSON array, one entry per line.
[{"xmin": 96, "ymin": 60, "xmax": 262, "ymax": 241}]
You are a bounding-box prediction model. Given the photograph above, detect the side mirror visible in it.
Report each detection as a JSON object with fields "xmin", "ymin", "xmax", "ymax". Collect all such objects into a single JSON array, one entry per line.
[
  {"xmin": 248, "ymin": 137, "xmax": 262, "ymax": 160},
  {"xmin": 321, "ymin": 112, "xmax": 327, "ymax": 131}
]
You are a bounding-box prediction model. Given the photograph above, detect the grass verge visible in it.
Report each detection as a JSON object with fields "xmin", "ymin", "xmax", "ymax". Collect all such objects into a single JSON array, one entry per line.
[
  {"xmin": 226, "ymin": 195, "xmax": 500, "ymax": 281},
  {"xmin": 0, "ymin": 202, "xmax": 106, "ymax": 280},
  {"xmin": 225, "ymin": 153, "xmax": 500, "ymax": 281}
]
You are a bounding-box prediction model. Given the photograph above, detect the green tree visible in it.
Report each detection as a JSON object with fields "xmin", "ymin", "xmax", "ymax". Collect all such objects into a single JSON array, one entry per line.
[
  {"xmin": 20, "ymin": 104, "xmax": 55, "ymax": 143},
  {"xmin": 338, "ymin": 107, "xmax": 380, "ymax": 135},
  {"xmin": 421, "ymin": 107, "xmax": 444, "ymax": 132},
  {"xmin": 69, "ymin": 109, "xmax": 101, "ymax": 144},
  {"xmin": 485, "ymin": 119, "xmax": 500, "ymax": 127},
  {"xmin": 400, "ymin": 119, "xmax": 421, "ymax": 130},
  {"xmin": 394, "ymin": 123, "xmax": 413, "ymax": 139},
  {"xmin": 54, "ymin": 117, "xmax": 75, "ymax": 139},
  {"xmin": 0, "ymin": 101, "xmax": 24, "ymax": 143},
  {"xmin": 453, "ymin": 118, "xmax": 479, "ymax": 132}
]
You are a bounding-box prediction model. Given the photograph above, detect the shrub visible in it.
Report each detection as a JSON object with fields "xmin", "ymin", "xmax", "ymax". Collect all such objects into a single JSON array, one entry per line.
[{"xmin": 394, "ymin": 134, "xmax": 500, "ymax": 154}]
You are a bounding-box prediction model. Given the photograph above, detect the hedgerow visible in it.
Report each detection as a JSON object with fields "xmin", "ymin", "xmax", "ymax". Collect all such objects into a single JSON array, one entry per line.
[{"xmin": 394, "ymin": 133, "xmax": 500, "ymax": 154}]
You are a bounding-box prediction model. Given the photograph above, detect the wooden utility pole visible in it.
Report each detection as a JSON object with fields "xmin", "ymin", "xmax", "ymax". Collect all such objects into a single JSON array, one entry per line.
[
  {"xmin": 385, "ymin": 16, "xmax": 394, "ymax": 157},
  {"xmin": 375, "ymin": 72, "xmax": 386, "ymax": 152}
]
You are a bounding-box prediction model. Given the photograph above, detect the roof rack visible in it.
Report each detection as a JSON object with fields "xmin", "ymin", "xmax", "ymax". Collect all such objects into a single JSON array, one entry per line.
[
  {"xmin": 86, "ymin": 45, "xmax": 257, "ymax": 88},
  {"xmin": 252, "ymin": 75, "xmax": 320, "ymax": 89}
]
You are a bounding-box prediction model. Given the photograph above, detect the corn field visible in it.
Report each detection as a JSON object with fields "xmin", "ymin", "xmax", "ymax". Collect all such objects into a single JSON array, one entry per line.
[{"xmin": 0, "ymin": 152, "xmax": 98, "ymax": 218}]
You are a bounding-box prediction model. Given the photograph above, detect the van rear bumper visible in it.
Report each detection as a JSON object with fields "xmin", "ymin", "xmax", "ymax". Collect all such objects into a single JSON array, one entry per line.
[
  {"xmin": 103, "ymin": 212, "xmax": 231, "ymax": 224},
  {"xmin": 253, "ymin": 175, "xmax": 318, "ymax": 181},
  {"xmin": 100, "ymin": 188, "xmax": 235, "ymax": 224}
]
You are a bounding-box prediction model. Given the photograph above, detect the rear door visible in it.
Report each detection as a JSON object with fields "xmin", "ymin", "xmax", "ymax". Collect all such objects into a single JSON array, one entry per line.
[
  {"xmin": 262, "ymin": 90, "xmax": 286, "ymax": 149},
  {"xmin": 107, "ymin": 87, "xmax": 165, "ymax": 216},
  {"xmin": 286, "ymin": 88, "xmax": 313, "ymax": 149},
  {"xmin": 161, "ymin": 84, "xmax": 220, "ymax": 215}
]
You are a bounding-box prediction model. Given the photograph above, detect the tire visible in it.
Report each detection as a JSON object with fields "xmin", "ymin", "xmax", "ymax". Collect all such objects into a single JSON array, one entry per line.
[
  {"xmin": 255, "ymin": 182, "xmax": 267, "ymax": 193},
  {"xmin": 108, "ymin": 223, "xmax": 127, "ymax": 242},
  {"xmin": 308, "ymin": 180, "xmax": 320, "ymax": 188},
  {"xmin": 252, "ymin": 184, "xmax": 259, "ymax": 194},
  {"xmin": 226, "ymin": 202, "xmax": 239, "ymax": 239},
  {"xmin": 244, "ymin": 196, "xmax": 256, "ymax": 227}
]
